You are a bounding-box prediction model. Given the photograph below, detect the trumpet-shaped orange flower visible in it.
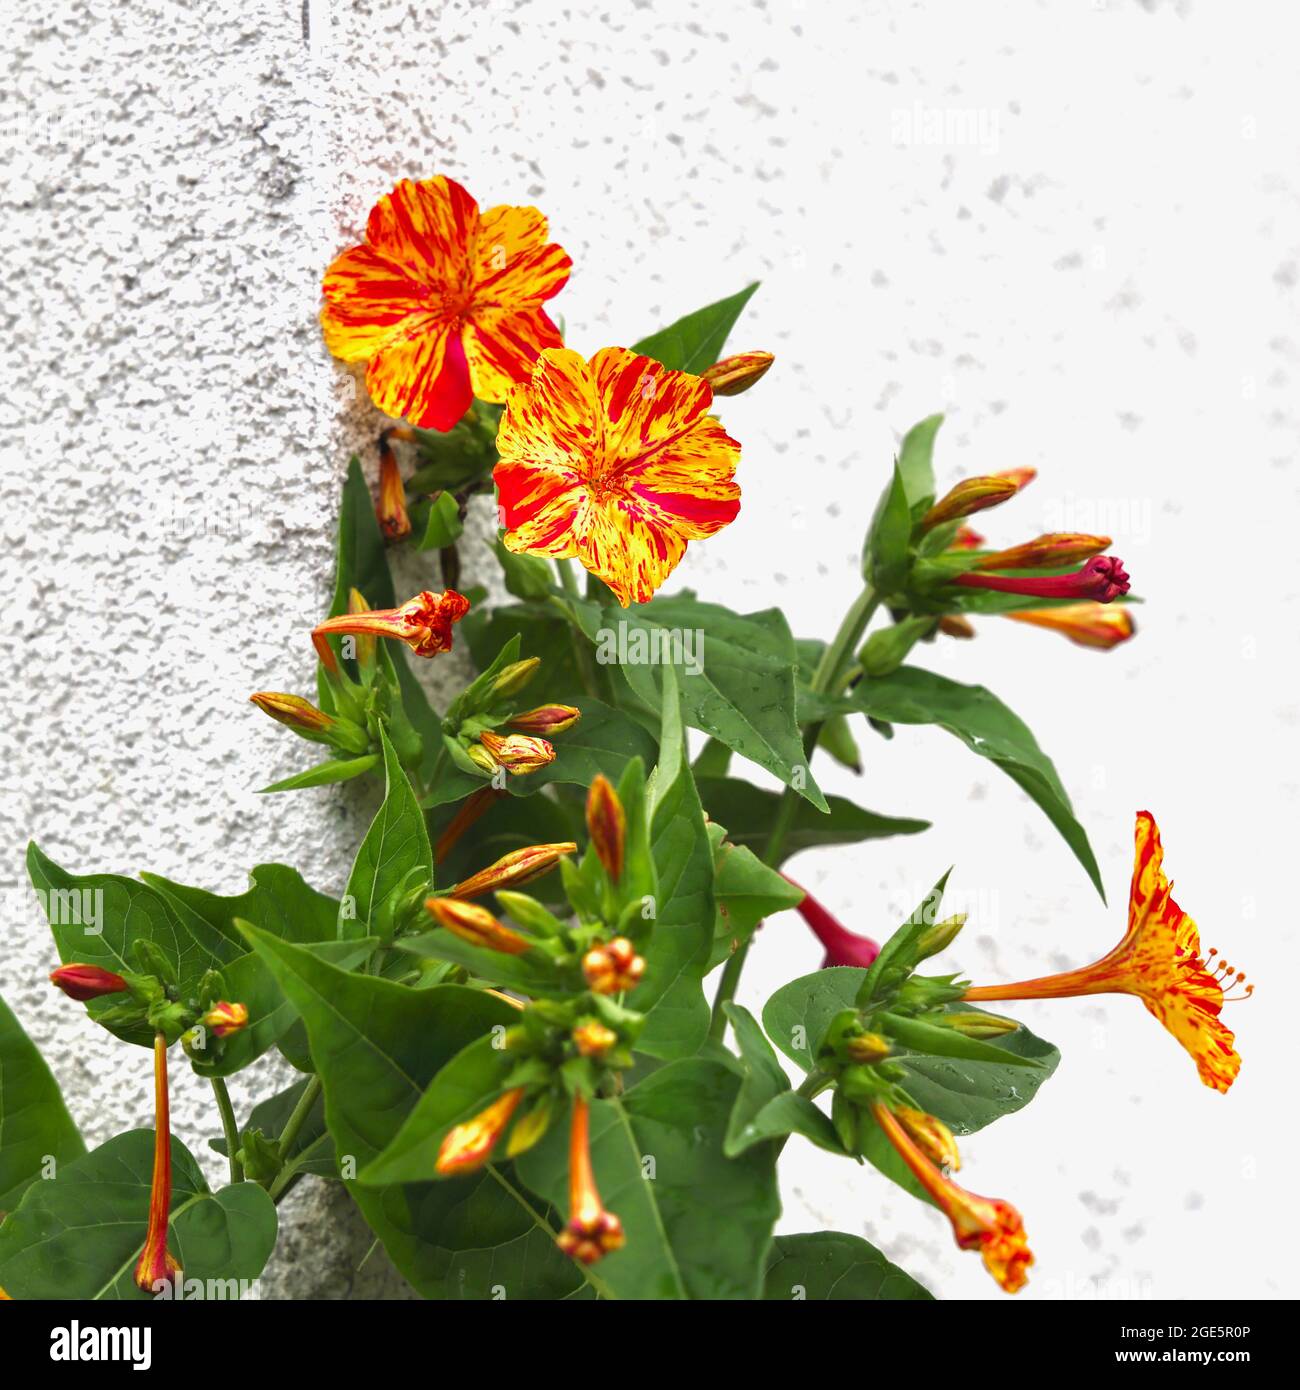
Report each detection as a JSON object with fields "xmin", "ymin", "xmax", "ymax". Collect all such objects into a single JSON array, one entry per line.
[
  {"xmin": 494, "ymin": 347, "xmax": 742, "ymax": 606},
  {"xmin": 871, "ymin": 1103, "xmax": 1032, "ymax": 1294},
  {"xmin": 556, "ymin": 1096, "xmax": 625, "ymax": 1264},
  {"xmin": 436, "ymin": 1088, "xmax": 525, "ymax": 1175},
  {"xmin": 966, "ymin": 812, "xmax": 1247, "ymax": 1092},
  {"xmin": 313, "ymin": 589, "xmax": 470, "ymax": 669},
  {"xmin": 321, "ymin": 177, "xmax": 571, "ymax": 431},
  {"xmin": 1004, "ymin": 601, "xmax": 1135, "ymax": 650},
  {"xmin": 134, "ymin": 1034, "xmax": 182, "ymax": 1294}
]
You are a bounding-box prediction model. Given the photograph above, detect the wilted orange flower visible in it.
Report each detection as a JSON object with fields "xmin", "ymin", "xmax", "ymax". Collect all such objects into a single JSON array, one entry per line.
[
  {"xmin": 436, "ymin": 1088, "xmax": 525, "ymax": 1175},
  {"xmin": 321, "ymin": 176, "xmax": 571, "ymax": 431},
  {"xmin": 872, "ymin": 1103, "xmax": 1032, "ymax": 1294},
  {"xmin": 1004, "ymin": 601, "xmax": 1135, "ymax": 650},
  {"xmin": 494, "ymin": 347, "xmax": 742, "ymax": 606},
  {"xmin": 966, "ymin": 812, "xmax": 1247, "ymax": 1093},
  {"xmin": 313, "ymin": 589, "xmax": 470, "ymax": 669},
  {"xmin": 426, "ymin": 897, "xmax": 532, "ymax": 955},
  {"xmin": 556, "ymin": 1096, "xmax": 625, "ymax": 1264},
  {"xmin": 448, "ymin": 842, "xmax": 577, "ymax": 899}
]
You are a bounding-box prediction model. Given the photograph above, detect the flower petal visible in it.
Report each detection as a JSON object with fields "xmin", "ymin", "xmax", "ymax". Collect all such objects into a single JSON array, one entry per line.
[
  {"xmin": 591, "ymin": 347, "xmax": 713, "ymax": 469},
  {"xmin": 472, "ymin": 203, "xmax": 572, "ymax": 306},
  {"xmin": 320, "ymin": 244, "xmax": 434, "ymax": 362},
  {"xmin": 465, "ymin": 304, "xmax": 565, "ymax": 403},
  {"xmin": 572, "ymin": 493, "xmax": 688, "ymax": 607},
  {"xmin": 624, "ymin": 416, "xmax": 741, "ymax": 540},
  {"xmin": 365, "ymin": 323, "xmax": 473, "ymax": 431},
  {"xmin": 366, "ymin": 176, "xmax": 479, "ymax": 285}
]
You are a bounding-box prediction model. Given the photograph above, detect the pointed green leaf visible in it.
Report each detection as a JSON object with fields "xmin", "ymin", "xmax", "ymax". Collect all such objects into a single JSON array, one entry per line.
[
  {"xmin": 764, "ymin": 1232, "xmax": 933, "ymax": 1300},
  {"xmin": 631, "ymin": 283, "xmax": 759, "ymax": 374},
  {"xmin": 258, "ymin": 754, "xmax": 380, "ymax": 794}
]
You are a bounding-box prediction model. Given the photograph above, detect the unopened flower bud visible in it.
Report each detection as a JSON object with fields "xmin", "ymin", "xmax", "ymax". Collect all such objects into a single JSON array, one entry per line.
[
  {"xmin": 377, "ymin": 435, "xmax": 412, "ymax": 541},
  {"xmin": 921, "ymin": 476, "xmax": 1020, "ymax": 532},
  {"xmin": 49, "ymin": 963, "xmax": 129, "ymax": 1002},
  {"xmin": 436, "ymin": 1088, "xmax": 525, "ymax": 1175},
  {"xmin": 505, "ymin": 1096, "xmax": 553, "ymax": 1158},
  {"xmin": 937, "ymin": 614, "xmax": 976, "ymax": 640},
  {"xmin": 582, "ymin": 937, "xmax": 645, "ymax": 995},
  {"xmin": 478, "ymin": 730, "xmax": 556, "ymax": 775},
  {"xmin": 448, "ymin": 843, "xmax": 577, "ymax": 899},
  {"xmin": 347, "ymin": 588, "xmax": 378, "ymax": 669},
  {"xmin": 466, "ymin": 742, "xmax": 500, "ymax": 775},
  {"xmin": 489, "ymin": 658, "xmax": 541, "ymax": 700},
  {"xmin": 702, "ymin": 350, "xmax": 774, "ymax": 396},
  {"xmin": 973, "ymin": 533, "xmax": 1111, "ymax": 571},
  {"xmin": 915, "ymin": 913, "xmax": 967, "ymax": 960},
  {"xmin": 509, "ymin": 704, "xmax": 581, "ymax": 736},
  {"xmin": 1004, "ymin": 602, "xmax": 1135, "ymax": 650},
  {"xmin": 844, "ymin": 1031, "xmax": 891, "ymax": 1063},
  {"xmin": 426, "ymin": 897, "xmax": 533, "ymax": 955},
  {"xmin": 249, "ymin": 692, "xmax": 336, "ymax": 738},
  {"xmin": 935, "ymin": 1010, "xmax": 1021, "ymax": 1039},
  {"xmin": 199, "ymin": 1001, "xmax": 249, "ymax": 1038},
  {"xmin": 572, "ymin": 1019, "xmax": 619, "ymax": 1058},
  {"xmin": 585, "ymin": 774, "xmax": 626, "ymax": 882}
]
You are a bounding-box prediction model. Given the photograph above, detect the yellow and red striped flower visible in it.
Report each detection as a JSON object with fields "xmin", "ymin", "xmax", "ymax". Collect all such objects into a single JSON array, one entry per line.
[
  {"xmin": 494, "ymin": 347, "xmax": 742, "ymax": 606},
  {"xmin": 966, "ymin": 812, "xmax": 1247, "ymax": 1093},
  {"xmin": 321, "ymin": 176, "xmax": 571, "ymax": 431},
  {"xmin": 313, "ymin": 588, "xmax": 470, "ymax": 669},
  {"xmin": 199, "ymin": 1001, "xmax": 249, "ymax": 1039},
  {"xmin": 1004, "ymin": 601, "xmax": 1135, "ymax": 650},
  {"xmin": 872, "ymin": 1103, "xmax": 1032, "ymax": 1294}
]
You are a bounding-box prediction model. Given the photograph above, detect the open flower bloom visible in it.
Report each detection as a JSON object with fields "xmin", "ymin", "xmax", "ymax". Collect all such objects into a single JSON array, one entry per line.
[
  {"xmin": 556, "ymin": 1096, "xmax": 625, "ymax": 1264},
  {"xmin": 448, "ymin": 842, "xmax": 577, "ymax": 899},
  {"xmin": 134, "ymin": 1033, "xmax": 182, "ymax": 1294},
  {"xmin": 199, "ymin": 1001, "xmax": 249, "ymax": 1038},
  {"xmin": 313, "ymin": 589, "xmax": 470, "ymax": 669},
  {"xmin": 321, "ymin": 176, "xmax": 571, "ymax": 430},
  {"xmin": 1004, "ymin": 601, "xmax": 1135, "ymax": 650},
  {"xmin": 955, "ymin": 554, "xmax": 1130, "ymax": 603},
  {"xmin": 784, "ymin": 878, "xmax": 880, "ymax": 968},
  {"xmin": 966, "ymin": 812, "xmax": 1246, "ymax": 1092},
  {"xmin": 871, "ymin": 1103, "xmax": 1032, "ymax": 1294},
  {"xmin": 436, "ymin": 1088, "xmax": 525, "ymax": 1175},
  {"xmin": 494, "ymin": 347, "xmax": 742, "ymax": 606}
]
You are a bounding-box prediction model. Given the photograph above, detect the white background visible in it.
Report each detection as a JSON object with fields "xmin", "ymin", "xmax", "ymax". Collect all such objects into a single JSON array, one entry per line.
[{"xmin": 3, "ymin": 0, "xmax": 1295, "ymax": 1299}]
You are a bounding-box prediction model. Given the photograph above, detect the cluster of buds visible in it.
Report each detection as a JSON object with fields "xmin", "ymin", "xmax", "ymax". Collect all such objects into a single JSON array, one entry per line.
[
  {"xmin": 581, "ymin": 938, "xmax": 644, "ymax": 995},
  {"xmin": 314, "ymin": 587, "xmax": 471, "ymax": 668},
  {"xmin": 447, "ymin": 655, "xmax": 581, "ymax": 781}
]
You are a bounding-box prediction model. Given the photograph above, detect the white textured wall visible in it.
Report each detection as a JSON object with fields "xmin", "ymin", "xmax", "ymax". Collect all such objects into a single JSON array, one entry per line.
[{"xmin": 3, "ymin": 0, "xmax": 1294, "ymax": 1300}]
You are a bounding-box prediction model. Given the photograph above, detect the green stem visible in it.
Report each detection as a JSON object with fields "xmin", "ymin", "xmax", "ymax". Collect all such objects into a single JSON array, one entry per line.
[
  {"xmin": 267, "ymin": 1077, "xmax": 323, "ymax": 1203},
  {"xmin": 554, "ymin": 559, "xmax": 604, "ymax": 698},
  {"xmin": 707, "ymin": 585, "xmax": 880, "ymax": 1042},
  {"xmin": 211, "ymin": 1077, "xmax": 243, "ymax": 1183}
]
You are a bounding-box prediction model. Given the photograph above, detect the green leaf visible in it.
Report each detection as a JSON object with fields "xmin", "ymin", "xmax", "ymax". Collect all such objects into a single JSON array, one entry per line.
[
  {"xmin": 579, "ymin": 595, "xmax": 826, "ymax": 810},
  {"xmin": 708, "ymin": 829, "xmax": 804, "ymax": 971},
  {"xmin": 26, "ymin": 843, "xmax": 244, "ymax": 1047},
  {"xmin": 763, "ymin": 969, "xmax": 1059, "ymax": 1134},
  {"xmin": 698, "ymin": 777, "xmax": 928, "ymax": 867},
  {"xmin": 515, "ymin": 1059, "xmax": 781, "ymax": 1300},
  {"xmin": 896, "ymin": 413, "xmax": 943, "ymax": 510},
  {"xmin": 863, "ymin": 462, "xmax": 913, "ymax": 590},
  {"xmin": 329, "ymin": 455, "xmax": 397, "ymax": 616},
  {"xmin": 341, "ymin": 725, "xmax": 432, "ymax": 939},
  {"xmin": 141, "ymin": 862, "xmax": 345, "ymax": 1077},
  {"xmin": 492, "ymin": 541, "xmax": 555, "ymax": 601},
  {"xmin": 839, "ymin": 665, "xmax": 1105, "ymax": 899},
  {"xmin": 0, "ymin": 1129, "xmax": 276, "ymax": 1299},
  {"xmin": 243, "ymin": 929, "xmax": 584, "ymax": 1299},
  {"xmin": 413, "ymin": 491, "xmax": 464, "ymax": 551},
  {"xmin": 721, "ymin": 1003, "xmax": 845, "ymax": 1157},
  {"xmin": 764, "ymin": 1232, "xmax": 933, "ymax": 1300},
  {"xmin": 258, "ymin": 754, "xmax": 380, "ymax": 794},
  {"xmin": 631, "ymin": 283, "xmax": 759, "ymax": 374},
  {"xmin": 633, "ymin": 664, "xmax": 715, "ymax": 1059},
  {"xmin": 394, "ymin": 931, "xmax": 564, "ymax": 994},
  {"xmin": 0, "ymin": 995, "xmax": 85, "ymax": 1211}
]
